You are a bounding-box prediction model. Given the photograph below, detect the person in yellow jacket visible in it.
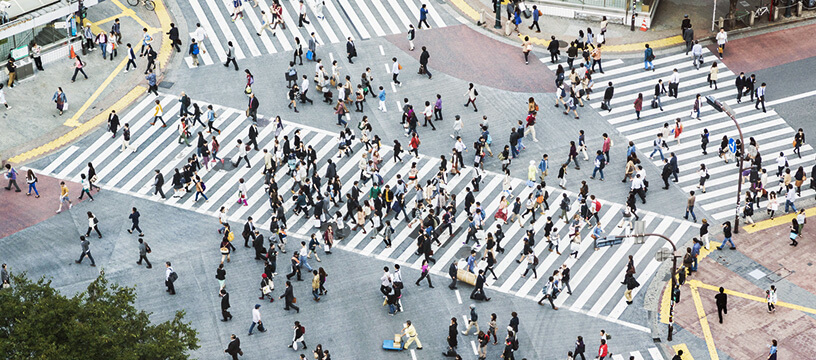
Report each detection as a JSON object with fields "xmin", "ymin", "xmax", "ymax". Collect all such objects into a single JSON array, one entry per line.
[
  {"xmin": 150, "ymin": 99, "xmax": 166, "ymax": 127},
  {"xmin": 311, "ymin": 270, "xmax": 321, "ymax": 301},
  {"xmin": 56, "ymin": 181, "xmax": 73, "ymax": 213},
  {"xmin": 401, "ymin": 320, "xmax": 422, "ymax": 349}
]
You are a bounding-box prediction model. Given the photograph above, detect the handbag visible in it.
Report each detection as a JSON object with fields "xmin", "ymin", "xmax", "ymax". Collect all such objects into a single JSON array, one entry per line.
[
  {"xmin": 220, "ymin": 246, "xmax": 229, "ymax": 254},
  {"xmin": 292, "ymin": 297, "xmax": 297, "ymax": 303},
  {"xmin": 245, "ymin": 85, "xmax": 252, "ymax": 94},
  {"xmin": 790, "ymin": 232, "xmax": 798, "ymax": 240},
  {"xmin": 262, "ymin": 284, "xmax": 273, "ymax": 294}
]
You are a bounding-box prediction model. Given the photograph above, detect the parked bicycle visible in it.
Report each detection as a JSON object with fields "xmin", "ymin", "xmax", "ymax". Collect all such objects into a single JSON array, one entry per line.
[{"xmin": 127, "ymin": 0, "xmax": 155, "ymax": 11}]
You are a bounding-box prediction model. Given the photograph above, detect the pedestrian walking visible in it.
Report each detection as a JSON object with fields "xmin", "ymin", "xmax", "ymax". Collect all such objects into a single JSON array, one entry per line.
[
  {"xmin": 683, "ymin": 24, "xmax": 694, "ymax": 54},
  {"xmin": 280, "ymin": 280, "xmax": 300, "ymax": 312},
  {"xmin": 165, "ymin": 261, "xmax": 177, "ymax": 295},
  {"xmin": 224, "ymin": 41, "xmax": 238, "ymax": 70},
  {"xmin": 31, "ymin": 42, "xmax": 44, "ymax": 71},
  {"xmin": 3, "ymin": 164, "xmax": 20, "ymax": 192},
  {"xmin": 644, "ymin": 44, "xmax": 655, "ymax": 71},
  {"xmin": 766, "ymin": 285, "xmax": 777, "ymax": 313},
  {"xmin": 0, "ymin": 84, "xmax": 9, "ymax": 110},
  {"xmin": 419, "ymin": 46, "xmax": 433, "ymax": 78},
  {"xmin": 289, "ymin": 321, "xmax": 307, "ymax": 350},
  {"xmin": 756, "ymin": 82, "xmax": 767, "ymax": 113},
  {"xmin": 188, "ymin": 38, "xmax": 201, "ymax": 67},
  {"xmin": 70, "ymin": 56, "xmax": 88, "ymax": 82},
  {"xmin": 220, "ymin": 289, "xmax": 233, "ymax": 321},
  {"xmin": 401, "ymin": 320, "xmax": 423, "ymax": 349},
  {"xmin": 716, "ymin": 220, "xmax": 735, "ymax": 250},
  {"xmin": 127, "ymin": 207, "xmax": 144, "ymax": 236},
  {"xmin": 136, "ymin": 237, "xmax": 152, "ymax": 268},
  {"xmin": 716, "ymin": 27, "xmax": 727, "ymax": 58},
  {"xmin": 601, "ymin": 82, "xmax": 613, "ymax": 111},
  {"xmin": 248, "ymin": 304, "xmax": 267, "ymax": 335},
  {"xmin": 668, "ymin": 68, "xmax": 680, "ymax": 98},
  {"xmin": 224, "ymin": 334, "xmax": 242, "ymax": 359},
  {"xmin": 464, "ymin": 83, "xmax": 478, "ymax": 112},
  {"xmin": 6, "ymin": 59, "xmax": 15, "ymax": 88},
  {"xmin": 708, "ymin": 62, "xmax": 719, "ymax": 89},
  {"xmin": 391, "ymin": 57, "xmax": 402, "ymax": 86},
  {"xmin": 74, "ymin": 236, "xmax": 96, "ymax": 267},
  {"xmin": 415, "ymin": 259, "xmax": 433, "ymax": 288},
  {"xmin": 52, "ymin": 87, "xmax": 67, "ymax": 115},
  {"xmin": 23, "ymin": 169, "xmax": 38, "ymax": 197},
  {"xmin": 56, "ymin": 181, "xmax": 73, "ymax": 213}
]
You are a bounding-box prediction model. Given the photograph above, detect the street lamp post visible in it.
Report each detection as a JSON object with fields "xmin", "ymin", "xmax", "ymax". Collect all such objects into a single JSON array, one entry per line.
[
  {"xmin": 706, "ymin": 96, "xmax": 746, "ymax": 233},
  {"xmin": 494, "ymin": 0, "xmax": 502, "ymax": 29},
  {"xmin": 599, "ymin": 230, "xmax": 679, "ymax": 341}
]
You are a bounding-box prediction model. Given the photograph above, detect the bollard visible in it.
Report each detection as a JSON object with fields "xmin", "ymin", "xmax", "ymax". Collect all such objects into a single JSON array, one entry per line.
[
  {"xmin": 773, "ymin": 6, "xmax": 779, "ymax": 21},
  {"xmin": 749, "ymin": 10, "xmax": 755, "ymax": 25},
  {"xmin": 798, "ymin": 1, "xmax": 803, "ymax": 16},
  {"xmin": 718, "ymin": 16, "xmax": 724, "ymax": 29}
]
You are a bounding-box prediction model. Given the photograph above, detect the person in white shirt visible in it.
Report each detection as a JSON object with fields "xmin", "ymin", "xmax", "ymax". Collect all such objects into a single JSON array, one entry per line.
[
  {"xmin": 454, "ymin": 137, "xmax": 467, "ymax": 169},
  {"xmin": 668, "ymin": 68, "xmax": 680, "ymax": 98},
  {"xmin": 380, "ymin": 266, "xmax": 392, "ymax": 295},
  {"xmin": 631, "ymin": 173, "xmax": 646, "ymax": 204},
  {"xmin": 422, "ymin": 101, "xmax": 435, "ymax": 129},
  {"xmin": 165, "ymin": 262, "xmax": 176, "ymax": 294},
  {"xmin": 391, "ymin": 57, "xmax": 401, "ymax": 86},
  {"xmin": 248, "ymin": 304, "xmax": 266, "ymax": 335},
  {"xmin": 233, "ymin": 140, "xmax": 250, "ymax": 168},
  {"xmin": 716, "ymin": 28, "xmax": 727, "ymax": 59},
  {"xmin": 193, "ymin": 23, "xmax": 208, "ymax": 55},
  {"xmin": 300, "ymin": 75, "xmax": 313, "ymax": 104},
  {"xmin": 298, "ymin": 0, "xmax": 310, "ymax": 27},
  {"xmin": 691, "ymin": 40, "xmax": 703, "ymax": 69}
]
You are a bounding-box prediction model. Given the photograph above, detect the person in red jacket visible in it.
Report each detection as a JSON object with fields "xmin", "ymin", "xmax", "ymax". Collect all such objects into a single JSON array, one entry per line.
[
  {"xmin": 596, "ymin": 338, "xmax": 608, "ymax": 359},
  {"xmin": 409, "ymin": 132, "xmax": 421, "ymax": 159}
]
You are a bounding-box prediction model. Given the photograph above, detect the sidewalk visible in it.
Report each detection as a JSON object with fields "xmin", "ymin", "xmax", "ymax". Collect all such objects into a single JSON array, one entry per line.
[
  {"xmin": 447, "ymin": 0, "xmax": 816, "ymax": 54},
  {"xmin": 1, "ymin": 0, "xmax": 173, "ymax": 165},
  {"xmin": 663, "ymin": 209, "xmax": 816, "ymax": 359}
]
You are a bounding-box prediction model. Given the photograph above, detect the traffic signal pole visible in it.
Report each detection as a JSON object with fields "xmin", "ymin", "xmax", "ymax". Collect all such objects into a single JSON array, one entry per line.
[{"xmin": 705, "ymin": 96, "xmax": 746, "ymax": 233}]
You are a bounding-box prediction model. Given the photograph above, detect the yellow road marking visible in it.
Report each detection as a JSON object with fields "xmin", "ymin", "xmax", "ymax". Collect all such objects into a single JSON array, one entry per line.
[
  {"xmin": 691, "ymin": 280, "xmax": 816, "ymax": 315},
  {"xmin": 744, "ymin": 207, "xmax": 814, "ymax": 233},
  {"xmin": 93, "ymin": 13, "xmax": 125, "ymax": 28},
  {"xmin": 689, "ymin": 282, "xmax": 719, "ymax": 360},
  {"xmin": 111, "ymin": 0, "xmax": 157, "ymax": 32},
  {"xmin": 63, "ymin": 56, "xmax": 129, "ymax": 127},
  {"xmin": 660, "ymin": 241, "xmax": 721, "ymax": 324},
  {"xmin": 448, "ymin": 0, "xmax": 479, "ymax": 21},
  {"xmin": 7, "ymin": 87, "xmax": 146, "ymax": 164},
  {"xmin": 151, "ymin": 0, "xmax": 174, "ymax": 69},
  {"xmin": 671, "ymin": 343, "xmax": 694, "ymax": 360}
]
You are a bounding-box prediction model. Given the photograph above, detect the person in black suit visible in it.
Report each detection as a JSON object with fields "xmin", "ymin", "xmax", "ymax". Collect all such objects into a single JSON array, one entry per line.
[
  {"xmin": 448, "ymin": 261, "xmax": 458, "ymax": 289},
  {"xmin": 470, "ymin": 270, "xmax": 491, "ymax": 301},
  {"xmin": 220, "ymin": 289, "xmax": 233, "ymax": 321},
  {"xmin": 661, "ymin": 159, "xmax": 673, "ymax": 189},
  {"xmin": 715, "ymin": 286, "xmax": 727, "ymax": 323},
  {"xmin": 243, "ymin": 217, "xmax": 256, "ymax": 248},
  {"xmin": 280, "ymin": 280, "xmax": 300, "ymax": 313},
  {"xmin": 253, "ymin": 230, "xmax": 265, "ymax": 260},
  {"xmin": 464, "ymin": 188, "xmax": 475, "ymax": 216},
  {"xmin": 346, "ymin": 37, "xmax": 356, "ymax": 64},
  {"xmin": 153, "ymin": 169, "xmax": 165, "ymax": 199},
  {"xmin": 248, "ymin": 123, "xmax": 259, "ymax": 151},
  {"xmin": 745, "ymin": 74, "xmax": 756, "ymax": 102},
  {"xmin": 247, "ymin": 94, "xmax": 260, "ymax": 122},
  {"xmin": 735, "ymin": 72, "xmax": 746, "ymax": 103},
  {"xmin": 225, "ymin": 334, "xmax": 241, "ymax": 359},
  {"xmin": 166, "ymin": 22, "xmax": 181, "ymax": 52},
  {"xmin": 107, "ymin": 110, "xmax": 120, "ymax": 138}
]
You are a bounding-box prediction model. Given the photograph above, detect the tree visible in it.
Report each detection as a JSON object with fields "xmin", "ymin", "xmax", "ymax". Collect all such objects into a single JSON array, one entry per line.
[
  {"xmin": 728, "ymin": 0, "xmax": 739, "ymax": 29},
  {"xmin": 0, "ymin": 271, "xmax": 199, "ymax": 359}
]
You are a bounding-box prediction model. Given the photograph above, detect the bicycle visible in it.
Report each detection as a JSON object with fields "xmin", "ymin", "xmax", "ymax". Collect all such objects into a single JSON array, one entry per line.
[
  {"xmin": 127, "ymin": 0, "xmax": 155, "ymax": 11},
  {"xmin": 754, "ymin": 3, "xmax": 769, "ymax": 19}
]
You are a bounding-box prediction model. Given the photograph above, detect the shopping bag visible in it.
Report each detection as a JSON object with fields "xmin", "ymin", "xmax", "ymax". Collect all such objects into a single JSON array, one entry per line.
[{"xmin": 306, "ymin": 50, "xmax": 314, "ymax": 60}]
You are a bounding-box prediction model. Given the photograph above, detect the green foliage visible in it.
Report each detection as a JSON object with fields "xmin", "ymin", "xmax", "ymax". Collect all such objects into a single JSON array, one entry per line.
[{"xmin": 0, "ymin": 271, "xmax": 199, "ymax": 359}]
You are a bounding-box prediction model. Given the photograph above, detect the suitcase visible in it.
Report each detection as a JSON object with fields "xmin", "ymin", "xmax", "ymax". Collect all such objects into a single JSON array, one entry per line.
[
  {"xmin": 519, "ymin": 2, "xmax": 531, "ymax": 18},
  {"xmin": 457, "ymin": 269, "xmax": 476, "ymax": 286}
]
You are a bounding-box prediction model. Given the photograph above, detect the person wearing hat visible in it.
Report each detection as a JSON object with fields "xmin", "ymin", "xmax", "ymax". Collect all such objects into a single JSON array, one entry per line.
[
  {"xmin": 248, "ymin": 304, "xmax": 266, "ymax": 335},
  {"xmin": 259, "ymin": 273, "xmax": 274, "ymax": 302},
  {"xmin": 680, "ymin": 15, "xmax": 691, "ymax": 37}
]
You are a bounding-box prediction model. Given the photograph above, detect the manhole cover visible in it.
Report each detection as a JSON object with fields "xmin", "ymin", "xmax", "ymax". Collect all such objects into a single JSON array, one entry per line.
[
  {"xmin": 748, "ymin": 269, "xmax": 766, "ymax": 280},
  {"xmin": 158, "ymin": 81, "xmax": 174, "ymax": 89}
]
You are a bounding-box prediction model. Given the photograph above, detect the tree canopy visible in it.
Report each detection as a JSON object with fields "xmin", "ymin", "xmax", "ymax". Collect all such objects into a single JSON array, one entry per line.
[{"xmin": 0, "ymin": 271, "xmax": 199, "ymax": 359}]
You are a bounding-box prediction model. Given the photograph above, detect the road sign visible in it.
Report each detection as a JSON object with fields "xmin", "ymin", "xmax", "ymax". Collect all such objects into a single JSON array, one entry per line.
[
  {"xmin": 655, "ymin": 247, "xmax": 673, "ymax": 262},
  {"xmin": 728, "ymin": 138, "xmax": 737, "ymax": 153},
  {"xmin": 595, "ymin": 237, "xmax": 623, "ymax": 249}
]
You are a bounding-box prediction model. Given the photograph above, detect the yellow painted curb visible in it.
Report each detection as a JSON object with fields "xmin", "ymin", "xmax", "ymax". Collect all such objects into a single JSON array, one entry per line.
[
  {"xmin": 659, "ymin": 241, "xmax": 721, "ymax": 324},
  {"xmin": 689, "ymin": 282, "xmax": 719, "ymax": 360},
  {"xmin": 7, "ymin": 86, "xmax": 147, "ymax": 164},
  {"xmin": 449, "ymin": 0, "xmax": 479, "ymax": 21},
  {"xmin": 519, "ymin": 33, "xmax": 685, "ymax": 54},
  {"xmin": 671, "ymin": 343, "xmax": 695, "ymax": 360},
  {"xmin": 63, "ymin": 56, "xmax": 129, "ymax": 127},
  {"xmin": 692, "ymin": 280, "xmax": 816, "ymax": 315},
  {"xmin": 152, "ymin": 0, "xmax": 174, "ymax": 70},
  {"xmin": 744, "ymin": 206, "xmax": 814, "ymax": 233}
]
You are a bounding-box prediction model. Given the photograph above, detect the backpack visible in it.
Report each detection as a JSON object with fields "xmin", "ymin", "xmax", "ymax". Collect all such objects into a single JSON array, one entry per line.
[
  {"xmin": 533, "ymin": 255, "xmax": 539, "ymax": 266},
  {"xmin": 300, "ymin": 325, "xmax": 306, "ymax": 334},
  {"xmin": 593, "ymin": 200, "xmax": 601, "ymax": 212},
  {"xmin": 227, "ymin": 231, "xmax": 235, "ymax": 242}
]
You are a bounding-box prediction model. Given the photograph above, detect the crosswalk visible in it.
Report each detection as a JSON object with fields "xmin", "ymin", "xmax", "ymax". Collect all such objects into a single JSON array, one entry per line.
[
  {"xmin": 31, "ymin": 93, "xmax": 698, "ymax": 323},
  {"xmin": 178, "ymin": 0, "xmax": 452, "ymax": 68},
  {"xmin": 547, "ymin": 48, "xmax": 814, "ymax": 220},
  {"xmin": 608, "ymin": 348, "xmax": 665, "ymax": 360}
]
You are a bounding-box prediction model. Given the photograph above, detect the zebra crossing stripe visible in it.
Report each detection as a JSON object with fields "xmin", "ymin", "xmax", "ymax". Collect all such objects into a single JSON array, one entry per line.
[
  {"xmin": 385, "ymin": 0, "xmax": 413, "ymax": 28},
  {"xmin": 41, "ymin": 146, "xmax": 78, "ymax": 175},
  {"xmin": 370, "ymin": 0, "xmax": 401, "ymax": 34},
  {"xmin": 416, "ymin": 0, "xmax": 447, "ymax": 28},
  {"xmin": 353, "ymin": 0, "xmax": 386, "ymax": 37},
  {"xmin": 187, "ymin": 0, "xmax": 229, "ymax": 62},
  {"xmin": 285, "ymin": 0, "xmax": 326, "ymax": 45},
  {"xmin": 243, "ymin": 0, "xmax": 278, "ymax": 54},
  {"xmin": 224, "ymin": 1, "xmax": 263, "ymax": 57},
  {"xmin": 336, "ymin": 0, "xmax": 372, "ymax": 40},
  {"xmin": 322, "ymin": 0, "xmax": 355, "ymax": 40},
  {"xmin": 202, "ymin": 0, "xmax": 246, "ymax": 59},
  {"xmin": 586, "ymin": 217, "xmax": 674, "ymax": 316}
]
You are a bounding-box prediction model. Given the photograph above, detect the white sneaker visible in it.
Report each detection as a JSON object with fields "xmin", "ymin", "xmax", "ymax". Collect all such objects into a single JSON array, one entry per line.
[{"xmin": 124, "ymin": 70, "xmax": 128, "ymax": 73}]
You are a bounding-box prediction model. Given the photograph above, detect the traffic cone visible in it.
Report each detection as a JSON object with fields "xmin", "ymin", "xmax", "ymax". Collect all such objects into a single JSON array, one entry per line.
[
  {"xmin": 70, "ymin": 45, "xmax": 76, "ymax": 59},
  {"xmin": 639, "ymin": 18, "xmax": 648, "ymax": 31}
]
